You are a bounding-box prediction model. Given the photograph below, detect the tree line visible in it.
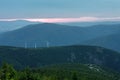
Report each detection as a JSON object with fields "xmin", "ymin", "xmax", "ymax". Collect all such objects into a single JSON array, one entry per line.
[{"xmin": 0, "ymin": 63, "xmax": 119, "ymax": 80}]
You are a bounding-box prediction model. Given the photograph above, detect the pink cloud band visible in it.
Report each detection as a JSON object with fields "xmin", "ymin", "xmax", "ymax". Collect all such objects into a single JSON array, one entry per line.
[
  {"xmin": 24, "ymin": 17, "xmax": 99, "ymax": 23},
  {"xmin": 0, "ymin": 17, "xmax": 120, "ymax": 23}
]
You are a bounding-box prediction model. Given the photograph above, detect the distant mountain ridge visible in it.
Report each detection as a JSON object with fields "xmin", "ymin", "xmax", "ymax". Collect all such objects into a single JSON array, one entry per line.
[
  {"xmin": 1, "ymin": 20, "xmax": 120, "ymax": 32},
  {"xmin": 61, "ymin": 21, "xmax": 120, "ymax": 26},
  {"xmin": 0, "ymin": 20, "xmax": 40, "ymax": 32},
  {"xmin": 0, "ymin": 23, "xmax": 120, "ymax": 52},
  {"xmin": 83, "ymin": 32, "xmax": 120, "ymax": 52}
]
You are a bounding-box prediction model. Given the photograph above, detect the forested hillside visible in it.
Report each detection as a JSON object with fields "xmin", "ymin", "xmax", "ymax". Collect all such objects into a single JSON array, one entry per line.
[
  {"xmin": 0, "ymin": 45, "xmax": 120, "ymax": 72},
  {"xmin": 0, "ymin": 63, "xmax": 119, "ymax": 80}
]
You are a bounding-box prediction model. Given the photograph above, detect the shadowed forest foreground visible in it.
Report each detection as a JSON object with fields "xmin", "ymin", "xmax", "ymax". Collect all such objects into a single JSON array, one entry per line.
[{"xmin": 0, "ymin": 63, "xmax": 120, "ymax": 80}]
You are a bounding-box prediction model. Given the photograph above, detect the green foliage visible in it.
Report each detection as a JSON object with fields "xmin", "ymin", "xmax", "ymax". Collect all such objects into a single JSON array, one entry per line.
[
  {"xmin": 0, "ymin": 63, "xmax": 16, "ymax": 80},
  {"xmin": 0, "ymin": 46, "xmax": 120, "ymax": 80},
  {"xmin": 72, "ymin": 72, "xmax": 78, "ymax": 80},
  {"xmin": 0, "ymin": 63, "xmax": 119, "ymax": 80}
]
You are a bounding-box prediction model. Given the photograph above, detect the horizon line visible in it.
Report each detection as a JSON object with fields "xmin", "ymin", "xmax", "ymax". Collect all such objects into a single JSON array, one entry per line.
[{"xmin": 0, "ymin": 17, "xmax": 120, "ymax": 23}]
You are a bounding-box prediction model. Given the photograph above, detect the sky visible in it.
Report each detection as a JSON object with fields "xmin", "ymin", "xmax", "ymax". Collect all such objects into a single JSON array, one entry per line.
[{"xmin": 0, "ymin": 0, "xmax": 120, "ymax": 22}]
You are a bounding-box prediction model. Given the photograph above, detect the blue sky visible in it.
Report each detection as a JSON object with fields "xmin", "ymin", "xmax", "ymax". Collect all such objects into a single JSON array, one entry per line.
[{"xmin": 0, "ymin": 0, "xmax": 120, "ymax": 19}]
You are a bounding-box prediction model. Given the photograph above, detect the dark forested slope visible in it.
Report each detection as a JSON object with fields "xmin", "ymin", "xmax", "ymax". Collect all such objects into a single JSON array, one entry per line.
[{"xmin": 0, "ymin": 45, "xmax": 120, "ymax": 72}]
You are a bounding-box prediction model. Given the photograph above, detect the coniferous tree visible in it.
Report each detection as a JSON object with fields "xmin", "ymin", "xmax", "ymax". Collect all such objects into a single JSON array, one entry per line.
[
  {"xmin": 0, "ymin": 63, "xmax": 16, "ymax": 80},
  {"xmin": 72, "ymin": 72, "xmax": 78, "ymax": 80}
]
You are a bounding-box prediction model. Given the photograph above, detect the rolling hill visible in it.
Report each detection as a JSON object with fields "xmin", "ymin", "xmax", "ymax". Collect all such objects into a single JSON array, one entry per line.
[
  {"xmin": 83, "ymin": 32, "xmax": 120, "ymax": 52},
  {"xmin": 30, "ymin": 64, "xmax": 120, "ymax": 80},
  {"xmin": 1, "ymin": 63, "xmax": 119, "ymax": 80},
  {"xmin": 0, "ymin": 45, "xmax": 120, "ymax": 72},
  {"xmin": 0, "ymin": 23, "xmax": 120, "ymax": 49}
]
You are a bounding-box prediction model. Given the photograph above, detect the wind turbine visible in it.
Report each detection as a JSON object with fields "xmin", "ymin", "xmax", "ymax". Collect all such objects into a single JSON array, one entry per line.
[
  {"xmin": 25, "ymin": 42, "xmax": 27, "ymax": 48},
  {"xmin": 46, "ymin": 41, "xmax": 50, "ymax": 47},
  {"xmin": 34, "ymin": 43, "xmax": 37, "ymax": 48}
]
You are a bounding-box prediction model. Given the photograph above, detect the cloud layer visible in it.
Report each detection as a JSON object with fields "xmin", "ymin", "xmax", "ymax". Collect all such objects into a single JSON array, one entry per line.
[{"xmin": 1, "ymin": 17, "xmax": 120, "ymax": 23}]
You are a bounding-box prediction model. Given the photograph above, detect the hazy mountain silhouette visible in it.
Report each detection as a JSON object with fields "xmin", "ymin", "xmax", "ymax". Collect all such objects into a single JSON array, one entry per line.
[
  {"xmin": 62, "ymin": 21, "xmax": 120, "ymax": 26},
  {"xmin": 0, "ymin": 20, "xmax": 40, "ymax": 32},
  {"xmin": 83, "ymin": 32, "xmax": 120, "ymax": 52},
  {"xmin": 0, "ymin": 23, "xmax": 120, "ymax": 52}
]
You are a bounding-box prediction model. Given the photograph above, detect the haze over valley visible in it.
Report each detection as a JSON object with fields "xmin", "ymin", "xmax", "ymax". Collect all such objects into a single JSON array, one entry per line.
[{"xmin": 0, "ymin": 0, "xmax": 120, "ymax": 80}]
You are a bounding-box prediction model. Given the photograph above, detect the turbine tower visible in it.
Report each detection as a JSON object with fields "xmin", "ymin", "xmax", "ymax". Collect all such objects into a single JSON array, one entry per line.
[
  {"xmin": 25, "ymin": 42, "xmax": 27, "ymax": 48},
  {"xmin": 46, "ymin": 41, "xmax": 49, "ymax": 47},
  {"xmin": 34, "ymin": 43, "xmax": 37, "ymax": 48}
]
